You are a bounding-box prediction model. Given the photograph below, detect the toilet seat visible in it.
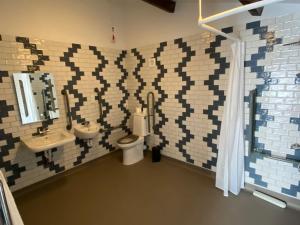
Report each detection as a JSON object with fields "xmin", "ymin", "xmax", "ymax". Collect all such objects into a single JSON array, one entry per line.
[
  {"xmin": 117, "ymin": 135, "xmax": 144, "ymax": 149},
  {"xmin": 117, "ymin": 134, "xmax": 139, "ymax": 145}
]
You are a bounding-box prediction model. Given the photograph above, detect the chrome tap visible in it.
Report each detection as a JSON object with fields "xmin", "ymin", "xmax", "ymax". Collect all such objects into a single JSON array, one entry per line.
[
  {"xmin": 82, "ymin": 121, "xmax": 90, "ymax": 127},
  {"xmin": 38, "ymin": 127, "xmax": 49, "ymax": 136}
]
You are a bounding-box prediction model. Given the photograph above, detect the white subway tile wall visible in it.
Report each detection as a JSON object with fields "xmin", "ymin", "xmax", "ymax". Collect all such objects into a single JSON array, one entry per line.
[
  {"xmin": 0, "ymin": 13, "xmax": 299, "ymax": 200},
  {"xmin": 0, "ymin": 34, "xmax": 130, "ymax": 191},
  {"xmin": 127, "ymin": 14, "xmax": 300, "ymax": 199}
]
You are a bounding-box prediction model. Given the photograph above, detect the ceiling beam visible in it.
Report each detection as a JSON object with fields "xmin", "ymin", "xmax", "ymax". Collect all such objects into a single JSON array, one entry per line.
[
  {"xmin": 142, "ymin": 0, "xmax": 176, "ymax": 13},
  {"xmin": 239, "ymin": 0, "xmax": 264, "ymax": 16}
]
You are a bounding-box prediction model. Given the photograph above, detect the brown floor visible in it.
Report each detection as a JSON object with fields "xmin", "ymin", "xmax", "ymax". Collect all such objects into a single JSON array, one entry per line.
[{"xmin": 14, "ymin": 151, "xmax": 299, "ymax": 225}]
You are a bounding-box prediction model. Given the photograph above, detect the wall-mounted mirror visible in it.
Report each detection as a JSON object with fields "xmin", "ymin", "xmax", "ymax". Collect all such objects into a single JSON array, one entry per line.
[{"xmin": 13, "ymin": 73, "xmax": 59, "ymax": 124}]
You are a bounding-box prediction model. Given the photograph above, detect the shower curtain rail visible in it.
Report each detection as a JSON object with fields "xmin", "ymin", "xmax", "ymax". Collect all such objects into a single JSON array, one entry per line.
[{"xmin": 198, "ymin": 0, "xmax": 285, "ymax": 41}]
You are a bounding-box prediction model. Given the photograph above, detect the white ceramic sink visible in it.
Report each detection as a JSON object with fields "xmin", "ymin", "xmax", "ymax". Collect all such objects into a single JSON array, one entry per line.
[
  {"xmin": 21, "ymin": 130, "xmax": 75, "ymax": 152},
  {"xmin": 74, "ymin": 122, "xmax": 99, "ymax": 139}
]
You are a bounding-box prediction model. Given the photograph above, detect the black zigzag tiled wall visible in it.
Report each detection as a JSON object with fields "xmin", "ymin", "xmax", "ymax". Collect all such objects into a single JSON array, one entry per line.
[
  {"xmin": 242, "ymin": 14, "xmax": 300, "ymax": 199},
  {"xmin": 0, "ymin": 14, "xmax": 299, "ymax": 201},
  {"xmin": 126, "ymin": 32, "xmax": 231, "ymax": 170},
  {"xmin": 0, "ymin": 34, "xmax": 129, "ymax": 191},
  {"xmin": 127, "ymin": 13, "xmax": 300, "ymax": 200}
]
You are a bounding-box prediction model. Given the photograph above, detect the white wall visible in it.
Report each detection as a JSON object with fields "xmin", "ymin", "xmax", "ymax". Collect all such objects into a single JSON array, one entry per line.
[
  {"xmin": 0, "ymin": 0, "xmax": 126, "ymax": 49},
  {"xmin": 0, "ymin": 0, "xmax": 300, "ymax": 51},
  {"xmin": 123, "ymin": 0, "xmax": 300, "ymax": 48},
  {"xmin": 123, "ymin": 0, "xmax": 200, "ymax": 48}
]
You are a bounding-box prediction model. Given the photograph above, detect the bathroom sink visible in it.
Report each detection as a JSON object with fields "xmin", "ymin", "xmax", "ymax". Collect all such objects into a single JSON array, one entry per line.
[
  {"xmin": 21, "ymin": 130, "xmax": 75, "ymax": 153},
  {"xmin": 74, "ymin": 122, "xmax": 99, "ymax": 139}
]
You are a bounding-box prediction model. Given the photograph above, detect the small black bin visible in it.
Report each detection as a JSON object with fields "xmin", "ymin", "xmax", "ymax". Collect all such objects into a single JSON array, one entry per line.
[{"xmin": 152, "ymin": 146, "xmax": 161, "ymax": 162}]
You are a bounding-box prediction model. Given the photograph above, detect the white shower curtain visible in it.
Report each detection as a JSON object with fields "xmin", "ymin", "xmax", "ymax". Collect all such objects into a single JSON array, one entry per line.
[{"xmin": 216, "ymin": 41, "xmax": 245, "ymax": 196}]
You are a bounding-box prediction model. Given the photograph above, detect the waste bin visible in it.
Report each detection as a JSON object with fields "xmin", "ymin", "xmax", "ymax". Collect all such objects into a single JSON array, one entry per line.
[{"xmin": 152, "ymin": 146, "xmax": 161, "ymax": 162}]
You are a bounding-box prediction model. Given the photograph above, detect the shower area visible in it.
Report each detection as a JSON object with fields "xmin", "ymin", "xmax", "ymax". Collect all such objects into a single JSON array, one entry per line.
[
  {"xmin": 198, "ymin": 0, "xmax": 300, "ymax": 200},
  {"xmin": 245, "ymin": 30, "xmax": 300, "ymax": 198}
]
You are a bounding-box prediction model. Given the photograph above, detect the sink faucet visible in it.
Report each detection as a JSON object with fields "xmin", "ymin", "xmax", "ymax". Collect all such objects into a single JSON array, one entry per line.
[
  {"xmin": 38, "ymin": 127, "xmax": 49, "ymax": 136},
  {"xmin": 82, "ymin": 121, "xmax": 90, "ymax": 127}
]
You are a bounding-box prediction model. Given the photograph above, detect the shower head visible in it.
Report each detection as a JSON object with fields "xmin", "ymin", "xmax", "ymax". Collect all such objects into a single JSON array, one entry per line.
[{"xmin": 283, "ymin": 41, "xmax": 300, "ymax": 46}]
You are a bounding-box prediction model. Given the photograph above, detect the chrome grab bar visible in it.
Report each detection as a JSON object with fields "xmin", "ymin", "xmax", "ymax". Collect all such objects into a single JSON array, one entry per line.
[
  {"xmin": 147, "ymin": 92, "xmax": 155, "ymax": 133},
  {"xmin": 94, "ymin": 88, "xmax": 103, "ymax": 120},
  {"xmin": 61, "ymin": 90, "xmax": 72, "ymax": 130},
  {"xmin": 248, "ymin": 89, "xmax": 256, "ymax": 153}
]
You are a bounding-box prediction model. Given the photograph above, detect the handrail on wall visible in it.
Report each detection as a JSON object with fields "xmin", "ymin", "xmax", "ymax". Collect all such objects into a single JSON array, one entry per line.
[
  {"xmin": 94, "ymin": 88, "xmax": 103, "ymax": 121},
  {"xmin": 248, "ymin": 89, "xmax": 256, "ymax": 154},
  {"xmin": 147, "ymin": 92, "xmax": 155, "ymax": 133},
  {"xmin": 249, "ymin": 89, "xmax": 300, "ymax": 169},
  {"xmin": 61, "ymin": 90, "xmax": 72, "ymax": 130},
  {"xmin": 198, "ymin": 0, "xmax": 284, "ymax": 42}
]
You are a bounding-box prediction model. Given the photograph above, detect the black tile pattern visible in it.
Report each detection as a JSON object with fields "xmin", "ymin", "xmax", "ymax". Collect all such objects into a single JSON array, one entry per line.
[
  {"xmin": 13, "ymin": 35, "xmax": 65, "ymax": 176},
  {"xmin": 243, "ymin": 21, "xmax": 296, "ymax": 192},
  {"xmin": 16, "ymin": 36, "xmax": 54, "ymax": 134},
  {"xmin": 0, "ymin": 129, "xmax": 25, "ymax": 186},
  {"xmin": 39, "ymin": 73, "xmax": 56, "ymax": 114},
  {"xmin": 0, "ymin": 70, "xmax": 8, "ymax": 83},
  {"xmin": 0, "ymin": 100, "xmax": 13, "ymax": 123},
  {"xmin": 174, "ymin": 38, "xmax": 196, "ymax": 163},
  {"xmin": 60, "ymin": 44, "xmax": 87, "ymax": 124},
  {"xmin": 16, "ymin": 36, "xmax": 50, "ymax": 73},
  {"xmin": 244, "ymin": 21, "xmax": 282, "ymax": 152},
  {"xmin": 202, "ymin": 27, "xmax": 232, "ymax": 169},
  {"xmin": 88, "ymin": 46, "xmax": 114, "ymax": 151},
  {"xmin": 0, "ymin": 71, "xmax": 26, "ymax": 186},
  {"xmin": 290, "ymin": 117, "xmax": 300, "ymax": 131},
  {"xmin": 36, "ymin": 148, "xmax": 65, "ymax": 173},
  {"xmin": 152, "ymin": 42, "xmax": 169, "ymax": 150},
  {"xmin": 73, "ymin": 138, "xmax": 92, "ymax": 166},
  {"xmin": 131, "ymin": 49, "xmax": 147, "ymax": 109},
  {"xmin": 115, "ymin": 50, "xmax": 131, "ymax": 134}
]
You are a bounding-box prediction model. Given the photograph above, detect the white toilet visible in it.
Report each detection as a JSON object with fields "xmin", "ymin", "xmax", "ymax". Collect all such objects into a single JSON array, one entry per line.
[{"xmin": 117, "ymin": 112, "xmax": 149, "ymax": 165}]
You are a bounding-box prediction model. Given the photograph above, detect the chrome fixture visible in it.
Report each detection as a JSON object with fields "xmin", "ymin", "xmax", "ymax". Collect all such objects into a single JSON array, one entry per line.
[
  {"xmin": 95, "ymin": 88, "xmax": 103, "ymax": 121},
  {"xmin": 82, "ymin": 121, "xmax": 90, "ymax": 127},
  {"xmin": 37, "ymin": 127, "xmax": 49, "ymax": 136}
]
